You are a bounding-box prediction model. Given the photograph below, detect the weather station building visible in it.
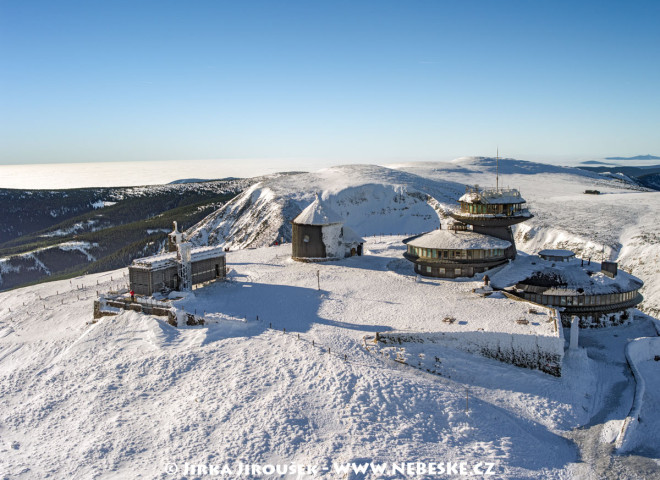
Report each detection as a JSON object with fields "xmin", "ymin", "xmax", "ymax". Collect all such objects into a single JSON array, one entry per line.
[
  {"xmin": 449, "ymin": 185, "xmax": 533, "ymax": 256},
  {"xmin": 291, "ymin": 195, "xmax": 364, "ymax": 262},
  {"xmin": 128, "ymin": 222, "xmax": 226, "ymax": 295},
  {"xmin": 403, "ymin": 158, "xmax": 533, "ymax": 278}
]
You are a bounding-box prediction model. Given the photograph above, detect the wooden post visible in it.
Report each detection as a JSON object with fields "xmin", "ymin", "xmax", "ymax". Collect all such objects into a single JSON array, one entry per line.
[{"xmin": 317, "ymin": 270, "xmax": 320, "ymax": 291}]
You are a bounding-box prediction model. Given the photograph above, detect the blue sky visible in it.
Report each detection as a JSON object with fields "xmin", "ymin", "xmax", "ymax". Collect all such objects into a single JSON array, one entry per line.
[{"xmin": 1, "ymin": 0, "xmax": 659, "ymax": 168}]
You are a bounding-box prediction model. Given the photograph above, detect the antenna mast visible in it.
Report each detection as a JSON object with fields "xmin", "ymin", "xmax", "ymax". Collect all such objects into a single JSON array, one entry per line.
[{"xmin": 496, "ymin": 147, "xmax": 499, "ymax": 192}]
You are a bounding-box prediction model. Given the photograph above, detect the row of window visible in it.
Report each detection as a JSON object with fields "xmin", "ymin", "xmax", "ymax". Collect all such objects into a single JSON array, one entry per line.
[
  {"xmin": 524, "ymin": 290, "xmax": 638, "ymax": 307},
  {"xmin": 415, "ymin": 264, "xmax": 465, "ymax": 276},
  {"xmin": 460, "ymin": 203, "xmax": 525, "ymax": 215},
  {"xmin": 408, "ymin": 246, "xmax": 505, "ymax": 259}
]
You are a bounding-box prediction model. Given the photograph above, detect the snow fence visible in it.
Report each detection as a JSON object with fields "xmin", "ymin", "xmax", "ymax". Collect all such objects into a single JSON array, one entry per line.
[{"xmin": 377, "ymin": 314, "xmax": 564, "ymax": 377}]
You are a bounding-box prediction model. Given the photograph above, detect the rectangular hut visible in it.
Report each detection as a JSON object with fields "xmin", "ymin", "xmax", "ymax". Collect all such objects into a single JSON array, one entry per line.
[{"xmin": 129, "ymin": 245, "xmax": 226, "ymax": 295}]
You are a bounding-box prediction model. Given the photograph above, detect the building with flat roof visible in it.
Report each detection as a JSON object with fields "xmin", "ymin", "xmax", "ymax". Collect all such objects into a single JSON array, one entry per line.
[
  {"xmin": 129, "ymin": 223, "xmax": 226, "ymax": 295},
  {"xmin": 489, "ymin": 249, "xmax": 644, "ymax": 327}
]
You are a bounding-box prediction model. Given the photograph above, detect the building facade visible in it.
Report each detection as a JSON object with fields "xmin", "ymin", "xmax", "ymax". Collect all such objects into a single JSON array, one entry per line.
[
  {"xmin": 403, "ymin": 184, "xmax": 532, "ymax": 278},
  {"xmin": 403, "ymin": 229, "xmax": 511, "ymax": 278},
  {"xmin": 129, "ymin": 222, "xmax": 226, "ymax": 296},
  {"xmin": 489, "ymin": 249, "xmax": 644, "ymax": 327},
  {"xmin": 291, "ymin": 195, "xmax": 364, "ymax": 262}
]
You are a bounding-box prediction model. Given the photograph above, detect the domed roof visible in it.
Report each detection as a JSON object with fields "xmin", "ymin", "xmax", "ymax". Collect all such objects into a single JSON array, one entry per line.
[
  {"xmin": 458, "ymin": 187, "xmax": 527, "ymax": 205},
  {"xmin": 293, "ymin": 195, "xmax": 344, "ymax": 225},
  {"xmin": 404, "ymin": 229, "xmax": 511, "ymax": 250}
]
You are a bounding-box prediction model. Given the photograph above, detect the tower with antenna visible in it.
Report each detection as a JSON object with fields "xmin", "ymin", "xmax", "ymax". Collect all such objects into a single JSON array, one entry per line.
[
  {"xmin": 496, "ymin": 147, "xmax": 499, "ymax": 192},
  {"xmin": 448, "ymin": 150, "xmax": 533, "ymax": 260}
]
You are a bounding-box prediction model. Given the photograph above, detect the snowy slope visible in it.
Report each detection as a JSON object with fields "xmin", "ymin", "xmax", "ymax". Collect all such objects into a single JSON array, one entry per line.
[
  {"xmin": 185, "ymin": 165, "xmax": 466, "ymax": 249},
  {"xmin": 2, "ymin": 239, "xmax": 658, "ymax": 479}
]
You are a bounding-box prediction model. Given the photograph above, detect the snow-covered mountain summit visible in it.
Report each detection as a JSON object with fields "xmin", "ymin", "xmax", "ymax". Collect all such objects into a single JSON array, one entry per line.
[
  {"xmin": 185, "ymin": 164, "xmax": 467, "ymax": 249},
  {"xmin": 185, "ymin": 157, "xmax": 660, "ymax": 317}
]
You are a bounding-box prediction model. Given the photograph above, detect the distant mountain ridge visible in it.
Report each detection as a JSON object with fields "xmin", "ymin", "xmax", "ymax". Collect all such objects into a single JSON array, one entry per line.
[
  {"xmin": 604, "ymin": 154, "xmax": 660, "ymax": 161},
  {"xmin": 0, "ymin": 179, "xmax": 252, "ymax": 291}
]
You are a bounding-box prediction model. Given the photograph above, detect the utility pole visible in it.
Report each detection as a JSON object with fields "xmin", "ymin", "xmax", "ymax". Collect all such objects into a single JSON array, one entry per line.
[
  {"xmin": 496, "ymin": 147, "xmax": 499, "ymax": 192},
  {"xmin": 317, "ymin": 270, "xmax": 320, "ymax": 291}
]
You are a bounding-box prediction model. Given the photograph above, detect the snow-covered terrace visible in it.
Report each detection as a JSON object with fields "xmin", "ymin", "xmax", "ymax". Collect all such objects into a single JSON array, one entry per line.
[{"xmin": 490, "ymin": 253, "xmax": 644, "ymax": 296}]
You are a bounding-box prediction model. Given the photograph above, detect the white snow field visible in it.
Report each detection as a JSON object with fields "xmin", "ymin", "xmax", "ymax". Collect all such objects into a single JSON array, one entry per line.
[
  {"xmin": 1, "ymin": 158, "xmax": 660, "ymax": 479},
  {"xmin": 1, "ymin": 238, "xmax": 659, "ymax": 479}
]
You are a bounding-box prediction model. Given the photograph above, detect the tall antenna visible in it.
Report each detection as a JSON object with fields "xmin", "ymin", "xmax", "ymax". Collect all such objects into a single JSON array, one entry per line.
[{"xmin": 496, "ymin": 147, "xmax": 499, "ymax": 192}]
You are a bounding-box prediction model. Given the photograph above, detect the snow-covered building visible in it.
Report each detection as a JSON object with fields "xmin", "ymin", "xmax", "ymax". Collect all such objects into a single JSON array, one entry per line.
[
  {"xmin": 490, "ymin": 250, "xmax": 644, "ymax": 327},
  {"xmin": 291, "ymin": 195, "xmax": 364, "ymax": 261},
  {"xmin": 129, "ymin": 223, "xmax": 226, "ymax": 295},
  {"xmin": 450, "ymin": 186, "xmax": 533, "ymax": 257},
  {"xmin": 403, "ymin": 185, "xmax": 532, "ymax": 278},
  {"xmin": 403, "ymin": 229, "xmax": 511, "ymax": 278}
]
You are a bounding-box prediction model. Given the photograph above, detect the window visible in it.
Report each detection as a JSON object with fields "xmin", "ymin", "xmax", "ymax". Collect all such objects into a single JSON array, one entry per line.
[
  {"xmin": 443, "ymin": 250, "xmax": 448, "ymax": 259},
  {"xmin": 303, "ymin": 235, "xmax": 310, "ymax": 243},
  {"xmin": 439, "ymin": 267, "xmax": 445, "ymax": 275},
  {"xmin": 426, "ymin": 266, "xmax": 432, "ymax": 273},
  {"xmin": 454, "ymin": 268, "xmax": 461, "ymax": 276}
]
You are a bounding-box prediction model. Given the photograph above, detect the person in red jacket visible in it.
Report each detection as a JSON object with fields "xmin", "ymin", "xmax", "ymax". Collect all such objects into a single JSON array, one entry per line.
[{"xmin": 130, "ymin": 290, "xmax": 135, "ymax": 302}]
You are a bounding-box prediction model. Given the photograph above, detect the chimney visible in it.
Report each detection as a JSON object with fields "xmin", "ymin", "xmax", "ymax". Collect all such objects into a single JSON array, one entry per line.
[{"xmin": 601, "ymin": 261, "xmax": 618, "ymax": 278}]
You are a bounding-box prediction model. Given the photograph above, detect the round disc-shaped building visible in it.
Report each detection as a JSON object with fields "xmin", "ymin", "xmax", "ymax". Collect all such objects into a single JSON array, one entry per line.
[
  {"xmin": 403, "ymin": 229, "xmax": 512, "ymax": 278},
  {"xmin": 489, "ymin": 249, "xmax": 644, "ymax": 327}
]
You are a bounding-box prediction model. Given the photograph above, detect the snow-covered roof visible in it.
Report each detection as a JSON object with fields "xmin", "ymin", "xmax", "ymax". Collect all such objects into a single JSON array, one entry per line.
[
  {"xmin": 404, "ymin": 229, "xmax": 511, "ymax": 250},
  {"xmin": 342, "ymin": 225, "xmax": 364, "ymax": 244},
  {"xmin": 489, "ymin": 254, "xmax": 643, "ymax": 295},
  {"xmin": 131, "ymin": 245, "xmax": 225, "ymax": 270},
  {"xmin": 538, "ymin": 249, "xmax": 575, "ymax": 258},
  {"xmin": 293, "ymin": 195, "xmax": 344, "ymax": 225},
  {"xmin": 459, "ymin": 187, "xmax": 527, "ymax": 205}
]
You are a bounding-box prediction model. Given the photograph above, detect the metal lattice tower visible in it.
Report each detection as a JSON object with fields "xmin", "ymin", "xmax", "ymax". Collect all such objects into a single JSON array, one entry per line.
[{"xmin": 177, "ymin": 243, "xmax": 192, "ymax": 291}]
